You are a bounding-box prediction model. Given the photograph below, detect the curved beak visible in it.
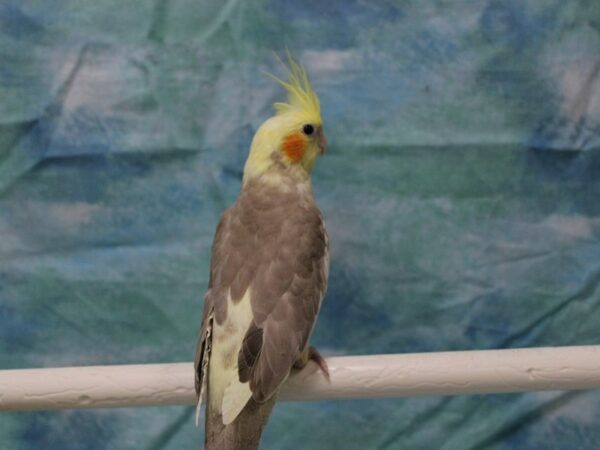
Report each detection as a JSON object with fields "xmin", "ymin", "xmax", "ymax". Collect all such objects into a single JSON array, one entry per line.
[{"xmin": 317, "ymin": 128, "xmax": 328, "ymax": 155}]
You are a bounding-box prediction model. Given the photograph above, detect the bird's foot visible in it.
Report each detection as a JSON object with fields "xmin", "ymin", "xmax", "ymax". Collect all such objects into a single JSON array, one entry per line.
[
  {"xmin": 308, "ymin": 347, "xmax": 330, "ymax": 381},
  {"xmin": 294, "ymin": 346, "xmax": 330, "ymax": 381}
]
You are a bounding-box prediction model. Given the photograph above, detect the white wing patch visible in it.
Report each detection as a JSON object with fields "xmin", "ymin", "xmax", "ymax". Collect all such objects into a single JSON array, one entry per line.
[
  {"xmin": 222, "ymin": 380, "xmax": 253, "ymax": 425},
  {"xmin": 208, "ymin": 289, "xmax": 255, "ymax": 425}
]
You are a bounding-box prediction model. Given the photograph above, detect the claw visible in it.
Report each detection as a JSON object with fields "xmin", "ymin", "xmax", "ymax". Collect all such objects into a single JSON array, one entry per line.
[
  {"xmin": 294, "ymin": 347, "xmax": 330, "ymax": 381},
  {"xmin": 307, "ymin": 346, "xmax": 330, "ymax": 381}
]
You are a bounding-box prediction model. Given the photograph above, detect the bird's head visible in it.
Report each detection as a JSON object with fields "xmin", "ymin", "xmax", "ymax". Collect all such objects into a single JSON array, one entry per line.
[{"xmin": 243, "ymin": 57, "xmax": 327, "ymax": 184}]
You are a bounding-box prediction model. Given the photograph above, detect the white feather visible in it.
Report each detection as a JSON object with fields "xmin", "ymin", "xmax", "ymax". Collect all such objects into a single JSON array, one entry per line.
[
  {"xmin": 208, "ymin": 290, "xmax": 255, "ymax": 424},
  {"xmin": 222, "ymin": 380, "xmax": 253, "ymax": 425}
]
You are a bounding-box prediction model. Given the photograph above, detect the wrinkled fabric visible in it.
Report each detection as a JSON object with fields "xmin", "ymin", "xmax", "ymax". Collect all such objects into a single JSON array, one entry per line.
[{"xmin": 1, "ymin": 1, "xmax": 600, "ymax": 449}]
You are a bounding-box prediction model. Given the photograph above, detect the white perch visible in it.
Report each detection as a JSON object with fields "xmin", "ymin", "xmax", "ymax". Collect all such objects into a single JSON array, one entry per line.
[{"xmin": 2, "ymin": 346, "xmax": 600, "ymax": 412}]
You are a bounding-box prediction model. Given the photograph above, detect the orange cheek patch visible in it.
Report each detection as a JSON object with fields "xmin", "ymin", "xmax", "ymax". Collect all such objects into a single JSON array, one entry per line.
[{"xmin": 282, "ymin": 132, "xmax": 306, "ymax": 163}]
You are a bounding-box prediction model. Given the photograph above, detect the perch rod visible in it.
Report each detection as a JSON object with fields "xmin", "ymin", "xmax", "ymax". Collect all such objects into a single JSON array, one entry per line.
[{"xmin": 1, "ymin": 345, "xmax": 600, "ymax": 412}]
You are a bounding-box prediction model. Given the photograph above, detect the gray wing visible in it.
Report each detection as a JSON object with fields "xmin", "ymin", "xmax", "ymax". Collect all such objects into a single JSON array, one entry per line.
[{"xmin": 237, "ymin": 201, "xmax": 329, "ymax": 402}]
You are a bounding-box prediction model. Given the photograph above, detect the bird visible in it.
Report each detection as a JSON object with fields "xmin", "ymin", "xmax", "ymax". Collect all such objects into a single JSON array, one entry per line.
[{"xmin": 194, "ymin": 55, "xmax": 330, "ymax": 450}]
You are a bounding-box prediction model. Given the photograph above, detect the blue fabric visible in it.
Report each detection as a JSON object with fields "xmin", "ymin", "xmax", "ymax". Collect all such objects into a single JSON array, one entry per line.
[{"xmin": 1, "ymin": 1, "xmax": 600, "ymax": 448}]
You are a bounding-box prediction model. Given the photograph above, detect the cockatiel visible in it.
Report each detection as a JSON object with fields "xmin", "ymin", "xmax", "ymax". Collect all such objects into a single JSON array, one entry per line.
[{"xmin": 194, "ymin": 57, "xmax": 329, "ymax": 450}]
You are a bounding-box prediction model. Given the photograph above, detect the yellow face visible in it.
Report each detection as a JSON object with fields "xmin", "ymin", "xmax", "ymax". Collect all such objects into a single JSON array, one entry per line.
[
  {"xmin": 243, "ymin": 113, "xmax": 327, "ymax": 180},
  {"xmin": 280, "ymin": 120, "xmax": 327, "ymax": 170}
]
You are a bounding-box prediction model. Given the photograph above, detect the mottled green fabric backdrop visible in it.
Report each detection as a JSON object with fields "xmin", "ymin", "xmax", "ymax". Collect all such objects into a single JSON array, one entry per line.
[{"xmin": 1, "ymin": 1, "xmax": 600, "ymax": 449}]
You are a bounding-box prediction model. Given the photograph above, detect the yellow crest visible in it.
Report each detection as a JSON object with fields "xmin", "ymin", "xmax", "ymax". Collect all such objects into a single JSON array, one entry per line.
[{"xmin": 267, "ymin": 53, "xmax": 322, "ymax": 124}]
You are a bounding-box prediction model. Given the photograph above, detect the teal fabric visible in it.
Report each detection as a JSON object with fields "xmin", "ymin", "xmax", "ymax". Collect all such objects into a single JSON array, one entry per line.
[{"xmin": 2, "ymin": 1, "xmax": 600, "ymax": 448}]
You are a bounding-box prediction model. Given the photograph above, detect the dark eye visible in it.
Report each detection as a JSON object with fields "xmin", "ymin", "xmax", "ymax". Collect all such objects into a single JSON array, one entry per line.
[{"xmin": 302, "ymin": 124, "xmax": 314, "ymax": 136}]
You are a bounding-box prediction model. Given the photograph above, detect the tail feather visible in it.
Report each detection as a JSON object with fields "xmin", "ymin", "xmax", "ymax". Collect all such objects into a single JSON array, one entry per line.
[{"xmin": 204, "ymin": 397, "xmax": 276, "ymax": 450}]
